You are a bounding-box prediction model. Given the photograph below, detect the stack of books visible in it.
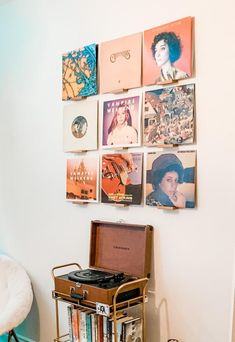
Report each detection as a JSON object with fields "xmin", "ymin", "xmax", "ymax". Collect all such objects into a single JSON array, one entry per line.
[{"xmin": 67, "ymin": 305, "xmax": 143, "ymax": 342}]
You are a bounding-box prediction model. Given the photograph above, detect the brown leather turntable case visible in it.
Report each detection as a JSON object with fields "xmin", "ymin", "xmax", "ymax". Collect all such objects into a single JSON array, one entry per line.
[{"xmin": 53, "ymin": 220, "xmax": 153, "ymax": 306}]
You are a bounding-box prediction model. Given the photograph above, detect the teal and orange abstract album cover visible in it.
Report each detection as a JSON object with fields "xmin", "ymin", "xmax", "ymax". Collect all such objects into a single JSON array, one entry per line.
[{"xmin": 62, "ymin": 43, "xmax": 97, "ymax": 100}]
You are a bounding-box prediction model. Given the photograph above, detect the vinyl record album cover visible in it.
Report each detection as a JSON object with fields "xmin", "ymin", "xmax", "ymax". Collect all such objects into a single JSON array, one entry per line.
[
  {"xmin": 123, "ymin": 317, "xmax": 143, "ymax": 342},
  {"xmin": 143, "ymin": 17, "xmax": 193, "ymax": 85},
  {"xmin": 66, "ymin": 157, "xmax": 99, "ymax": 203},
  {"xmin": 146, "ymin": 150, "xmax": 196, "ymax": 208},
  {"xmin": 144, "ymin": 84, "xmax": 195, "ymax": 146},
  {"xmin": 62, "ymin": 43, "xmax": 97, "ymax": 100},
  {"xmin": 101, "ymin": 152, "xmax": 143, "ymax": 205},
  {"xmin": 63, "ymin": 101, "xmax": 98, "ymax": 152},
  {"xmin": 99, "ymin": 33, "xmax": 142, "ymax": 94},
  {"xmin": 102, "ymin": 95, "xmax": 141, "ymax": 148}
]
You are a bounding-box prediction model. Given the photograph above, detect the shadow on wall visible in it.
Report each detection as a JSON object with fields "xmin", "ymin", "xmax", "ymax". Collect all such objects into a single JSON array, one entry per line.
[
  {"xmin": 232, "ymin": 290, "xmax": 235, "ymax": 342},
  {"xmin": 146, "ymin": 295, "xmax": 170, "ymax": 342},
  {"xmin": 16, "ymin": 293, "xmax": 40, "ymax": 342}
]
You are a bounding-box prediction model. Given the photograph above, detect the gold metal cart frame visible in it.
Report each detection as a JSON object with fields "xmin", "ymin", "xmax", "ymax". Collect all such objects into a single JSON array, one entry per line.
[{"xmin": 52, "ymin": 263, "xmax": 149, "ymax": 342}]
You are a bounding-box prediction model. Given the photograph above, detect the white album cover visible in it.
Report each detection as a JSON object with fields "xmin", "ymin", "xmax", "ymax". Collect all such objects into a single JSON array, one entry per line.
[{"xmin": 63, "ymin": 100, "xmax": 98, "ymax": 152}]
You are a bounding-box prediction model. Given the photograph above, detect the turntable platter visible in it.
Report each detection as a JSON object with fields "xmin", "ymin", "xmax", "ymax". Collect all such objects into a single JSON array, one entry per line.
[{"xmin": 68, "ymin": 269, "xmax": 120, "ymax": 284}]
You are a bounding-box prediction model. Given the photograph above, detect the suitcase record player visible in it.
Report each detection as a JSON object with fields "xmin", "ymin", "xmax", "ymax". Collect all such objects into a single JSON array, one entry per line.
[{"xmin": 52, "ymin": 220, "xmax": 153, "ymax": 307}]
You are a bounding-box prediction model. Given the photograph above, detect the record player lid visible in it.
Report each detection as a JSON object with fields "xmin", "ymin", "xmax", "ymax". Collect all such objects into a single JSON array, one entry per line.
[{"xmin": 89, "ymin": 221, "xmax": 153, "ymax": 278}]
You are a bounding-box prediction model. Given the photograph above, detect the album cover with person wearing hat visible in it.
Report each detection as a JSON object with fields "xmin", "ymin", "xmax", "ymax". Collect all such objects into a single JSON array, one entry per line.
[{"xmin": 146, "ymin": 151, "xmax": 196, "ymax": 208}]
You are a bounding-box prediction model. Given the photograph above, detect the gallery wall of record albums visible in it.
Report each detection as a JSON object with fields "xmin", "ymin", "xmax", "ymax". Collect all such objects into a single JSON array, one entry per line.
[
  {"xmin": 63, "ymin": 16, "xmax": 196, "ymax": 210},
  {"xmin": 57, "ymin": 16, "xmax": 196, "ymax": 341},
  {"xmin": 2, "ymin": 0, "xmax": 235, "ymax": 341}
]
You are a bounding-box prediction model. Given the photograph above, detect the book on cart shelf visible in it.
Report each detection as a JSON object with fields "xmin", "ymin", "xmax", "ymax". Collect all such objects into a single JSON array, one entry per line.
[{"xmin": 67, "ymin": 304, "xmax": 143, "ymax": 342}]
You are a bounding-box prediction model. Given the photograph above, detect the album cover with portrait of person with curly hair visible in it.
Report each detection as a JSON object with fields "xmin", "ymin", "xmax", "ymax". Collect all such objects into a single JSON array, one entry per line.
[{"xmin": 143, "ymin": 17, "xmax": 193, "ymax": 86}]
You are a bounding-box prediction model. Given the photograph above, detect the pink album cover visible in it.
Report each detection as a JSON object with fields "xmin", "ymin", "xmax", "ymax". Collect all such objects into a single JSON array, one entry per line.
[
  {"xmin": 99, "ymin": 32, "xmax": 142, "ymax": 94},
  {"xmin": 102, "ymin": 95, "xmax": 141, "ymax": 149},
  {"xmin": 143, "ymin": 17, "xmax": 193, "ymax": 85}
]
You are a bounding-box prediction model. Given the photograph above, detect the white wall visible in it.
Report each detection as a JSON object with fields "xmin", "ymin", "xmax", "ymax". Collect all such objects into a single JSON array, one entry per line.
[{"xmin": 0, "ymin": 0, "xmax": 235, "ymax": 341}]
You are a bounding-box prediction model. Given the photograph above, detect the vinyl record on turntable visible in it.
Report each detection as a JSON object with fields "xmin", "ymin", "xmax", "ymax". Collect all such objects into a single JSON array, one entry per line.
[{"xmin": 68, "ymin": 268, "xmax": 117, "ymax": 284}]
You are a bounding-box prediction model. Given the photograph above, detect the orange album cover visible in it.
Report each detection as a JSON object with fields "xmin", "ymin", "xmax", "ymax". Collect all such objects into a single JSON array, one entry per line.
[
  {"xmin": 66, "ymin": 157, "xmax": 99, "ymax": 203},
  {"xmin": 101, "ymin": 152, "xmax": 143, "ymax": 205},
  {"xmin": 143, "ymin": 17, "xmax": 193, "ymax": 85},
  {"xmin": 99, "ymin": 32, "xmax": 142, "ymax": 94}
]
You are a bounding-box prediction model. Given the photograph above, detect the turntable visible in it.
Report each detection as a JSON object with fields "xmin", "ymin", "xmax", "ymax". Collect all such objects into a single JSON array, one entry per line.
[
  {"xmin": 68, "ymin": 268, "xmax": 131, "ymax": 285},
  {"xmin": 52, "ymin": 220, "xmax": 153, "ymax": 306}
]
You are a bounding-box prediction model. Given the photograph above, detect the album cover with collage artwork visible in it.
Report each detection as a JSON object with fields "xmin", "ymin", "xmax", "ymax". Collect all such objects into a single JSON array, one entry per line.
[{"xmin": 144, "ymin": 84, "xmax": 195, "ymax": 146}]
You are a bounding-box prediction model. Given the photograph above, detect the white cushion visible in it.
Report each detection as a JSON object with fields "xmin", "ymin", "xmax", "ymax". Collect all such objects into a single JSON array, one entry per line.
[{"xmin": 0, "ymin": 255, "xmax": 33, "ymax": 335}]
